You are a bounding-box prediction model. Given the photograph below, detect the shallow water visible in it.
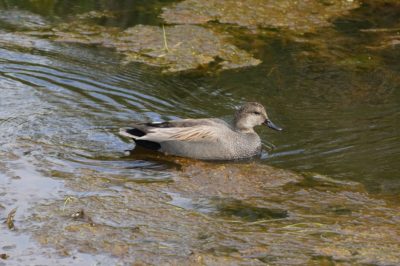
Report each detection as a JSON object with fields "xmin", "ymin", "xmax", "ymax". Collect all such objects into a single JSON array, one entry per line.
[{"xmin": 0, "ymin": 1, "xmax": 399, "ymax": 265}]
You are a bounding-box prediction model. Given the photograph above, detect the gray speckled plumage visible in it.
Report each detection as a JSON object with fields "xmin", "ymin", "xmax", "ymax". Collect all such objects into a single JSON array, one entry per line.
[{"xmin": 119, "ymin": 102, "xmax": 282, "ymax": 160}]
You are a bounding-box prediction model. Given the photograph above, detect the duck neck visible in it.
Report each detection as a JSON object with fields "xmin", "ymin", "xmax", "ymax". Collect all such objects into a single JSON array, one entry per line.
[{"xmin": 233, "ymin": 119, "xmax": 255, "ymax": 133}]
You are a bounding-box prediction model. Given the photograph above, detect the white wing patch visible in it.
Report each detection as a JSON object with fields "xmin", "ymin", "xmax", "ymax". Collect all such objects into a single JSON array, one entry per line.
[{"xmin": 138, "ymin": 126, "xmax": 218, "ymax": 142}]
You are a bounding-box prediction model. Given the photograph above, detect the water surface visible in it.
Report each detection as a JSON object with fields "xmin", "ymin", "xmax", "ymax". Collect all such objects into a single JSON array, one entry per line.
[{"xmin": 0, "ymin": 1, "xmax": 399, "ymax": 265}]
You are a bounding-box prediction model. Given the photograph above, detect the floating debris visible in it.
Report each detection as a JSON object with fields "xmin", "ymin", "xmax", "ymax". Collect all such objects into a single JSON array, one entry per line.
[
  {"xmin": 71, "ymin": 209, "xmax": 85, "ymax": 219},
  {"xmin": 70, "ymin": 209, "xmax": 95, "ymax": 227},
  {"xmin": 62, "ymin": 196, "xmax": 78, "ymax": 212},
  {"xmin": 6, "ymin": 208, "xmax": 17, "ymax": 230},
  {"xmin": 0, "ymin": 253, "xmax": 9, "ymax": 260}
]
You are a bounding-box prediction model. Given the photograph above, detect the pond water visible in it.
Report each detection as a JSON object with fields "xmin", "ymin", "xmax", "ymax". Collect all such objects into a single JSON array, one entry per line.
[{"xmin": 0, "ymin": 0, "xmax": 399, "ymax": 265}]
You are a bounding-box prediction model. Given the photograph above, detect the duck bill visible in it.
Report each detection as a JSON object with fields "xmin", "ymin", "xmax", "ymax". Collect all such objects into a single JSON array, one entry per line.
[{"xmin": 264, "ymin": 119, "xmax": 282, "ymax": 131}]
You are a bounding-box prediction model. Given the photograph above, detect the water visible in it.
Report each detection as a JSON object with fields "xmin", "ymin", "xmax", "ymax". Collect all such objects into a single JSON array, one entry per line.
[{"xmin": 0, "ymin": 1, "xmax": 399, "ymax": 265}]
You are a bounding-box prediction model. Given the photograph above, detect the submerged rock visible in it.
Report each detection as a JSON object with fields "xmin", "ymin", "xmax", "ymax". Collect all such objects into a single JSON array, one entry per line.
[
  {"xmin": 161, "ymin": 0, "xmax": 359, "ymax": 33},
  {"xmin": 51, "ymin": 23, "xmax": 261, "ymax": 72},
  {"xmin": 24, "ymin": 157, "xmax": 400, "ymax": 265},
  {"xmin": 117, "ymin": 25, "xmax": 261, "ymax": 72},
  {"xmin": 0, "ymin": 8, "xmax": 261, "ymax": 73},
  {"xmin": 0, "ymin": 9, "xmax": 49, "ymax": 30},
  {"xmin": 75, "ymin": 10, "xmax": 116, "ymax": 21}
]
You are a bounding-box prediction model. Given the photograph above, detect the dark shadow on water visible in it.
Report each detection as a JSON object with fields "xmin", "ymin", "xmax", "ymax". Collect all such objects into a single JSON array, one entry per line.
[
  {"xmin": 123, "ymin": 145, "xmax": 184, "ymax": 170},
  {"xmin": 213, "ymin": 198, "xmax": 288, "ymax": 222}
]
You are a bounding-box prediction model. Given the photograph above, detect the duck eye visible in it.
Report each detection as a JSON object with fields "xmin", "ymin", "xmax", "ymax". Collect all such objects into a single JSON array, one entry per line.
[{"xmin": 253, "ymin": 111, "xmax": 261, "ymax": 115}]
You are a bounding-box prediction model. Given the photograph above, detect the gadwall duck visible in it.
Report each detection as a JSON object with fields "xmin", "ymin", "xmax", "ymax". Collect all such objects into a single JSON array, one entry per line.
[{"xmin": 119, "ymin": 102, "xmax": 282, "ymax": 160}]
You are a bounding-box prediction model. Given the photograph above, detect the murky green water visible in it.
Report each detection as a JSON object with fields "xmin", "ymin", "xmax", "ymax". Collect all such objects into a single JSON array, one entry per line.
[{"xmin": 1, "ymin": 1, "xmax": 399, "ymax": 265}]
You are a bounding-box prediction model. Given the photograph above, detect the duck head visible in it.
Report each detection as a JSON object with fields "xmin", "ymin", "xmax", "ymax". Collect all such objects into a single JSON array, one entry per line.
[{"xmin": 234, "ymin": 102, "xmax": 282, "ymax": 132}]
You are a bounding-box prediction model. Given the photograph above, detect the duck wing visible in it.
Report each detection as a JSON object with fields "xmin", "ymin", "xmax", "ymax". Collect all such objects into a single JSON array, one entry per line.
[
  {"xmin": 120, "ymin": 119, "xmax": 228, "ymax": 142},
  {"xmin": 139, "ymin": 125, "xmax": 219, "ymax": 142},
  {"xmin": 146, "ymin": 118, "xmax": 229, "ymax": 128}
]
